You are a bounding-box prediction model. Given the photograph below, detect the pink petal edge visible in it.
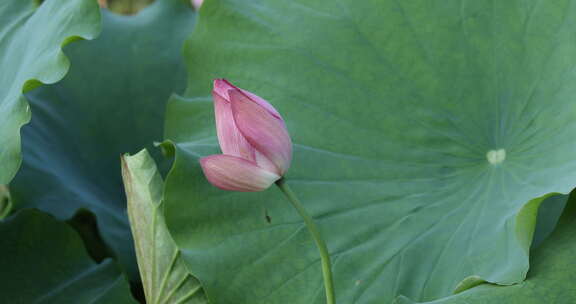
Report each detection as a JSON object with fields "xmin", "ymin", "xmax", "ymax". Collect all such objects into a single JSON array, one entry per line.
[
  {"xmin": 213, "ymin": 79, "xmax": 284, "ymax": 120},
  {"xmin": 229, "ymin": 89, "xmax": 293, "ymax": 175},
  {"xmin": 200, "ymin": 154, "xmax": 280, "ymax": 192},
  {"xmin": 213, "ymin": 91, "xmax": 256, "ymax": 161}
]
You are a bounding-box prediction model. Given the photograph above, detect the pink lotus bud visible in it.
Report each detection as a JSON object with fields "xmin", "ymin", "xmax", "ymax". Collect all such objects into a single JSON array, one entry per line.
[{"xmin": 200, "ymin": 79, "xmax": 292, "ymax": 192}]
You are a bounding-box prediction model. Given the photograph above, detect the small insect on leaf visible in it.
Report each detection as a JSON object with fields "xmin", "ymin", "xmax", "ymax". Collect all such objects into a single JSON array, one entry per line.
[{"xmin": 264, "ymin": 209, "xmax": 272, "ymax": 224}]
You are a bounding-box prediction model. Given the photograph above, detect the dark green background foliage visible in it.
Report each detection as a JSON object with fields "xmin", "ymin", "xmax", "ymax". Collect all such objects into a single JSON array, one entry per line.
[
  {"xmin": 0, "ymin": 0, "xmax": 100, "ymax": 184},
  {"xmin": 2, "ymin": 0, "xmax": 576, "ymax": 303},
  {"xmin": 10, "ymin": 0, "xmax": 195, "ymax": 280},
  {"xmin": 107, "ymin": 0, "xmax": 155, "ymax": 15},
  {"xmin": 0, "ymin": 209, "xmax": 135, "ymax": 303}
]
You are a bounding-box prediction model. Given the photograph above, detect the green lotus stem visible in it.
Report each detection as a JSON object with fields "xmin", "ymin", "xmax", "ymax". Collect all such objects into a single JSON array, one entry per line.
[{"xmin": 275, "ymin": 178, "xmax": 335, "ymax": 304}]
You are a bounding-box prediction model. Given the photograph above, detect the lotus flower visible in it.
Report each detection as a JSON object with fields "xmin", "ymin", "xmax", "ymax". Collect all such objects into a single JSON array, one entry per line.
[{"xmin": 200, "ymin": 79, "xmax": 292, "ymax": 192}]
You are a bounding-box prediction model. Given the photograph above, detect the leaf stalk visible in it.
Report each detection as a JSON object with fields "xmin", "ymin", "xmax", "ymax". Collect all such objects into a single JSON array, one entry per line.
[{"xmin": 275, "ymin": 178, "xmax": 336, "ymax": 304}]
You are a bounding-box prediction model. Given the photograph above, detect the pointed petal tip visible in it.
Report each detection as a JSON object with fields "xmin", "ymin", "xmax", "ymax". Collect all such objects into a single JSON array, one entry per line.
[
  {"xmin": 213, "ymin": 78, "xmax": 228, "ymax": 86},
  {"xmin": 213, "ymin": 80, "xmax": 282, "ymax": 119},
  {"xmin": 213, "ymin": 79, "xmax": 236, "ymax": 99}
]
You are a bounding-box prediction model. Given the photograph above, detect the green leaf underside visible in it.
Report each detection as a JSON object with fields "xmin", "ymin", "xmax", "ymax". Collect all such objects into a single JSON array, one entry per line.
[
  {"xmin": 10, "ymin": 0, "xmax": 195, "ymax": 280},
  {"xmin": 530, "ymin": 194, "xmax": 567, "ymax": 249},
  {"xmin": 396, "ymin": 198, "xmax": 576, "ymax": 304},
  {"xmin": 163, "ymin": 0, "xmax": 576, "ymax": 303},
  {"xmin": 0, "ymin": 0, "xmax": 100, "ymax": 184},
  {"xmin": 122, "ymin": 149, "xmax": 207, "ymax": 304},
  {"xmin": 0, "ymin": 209, "xmax": 136, "ymax": 304}
]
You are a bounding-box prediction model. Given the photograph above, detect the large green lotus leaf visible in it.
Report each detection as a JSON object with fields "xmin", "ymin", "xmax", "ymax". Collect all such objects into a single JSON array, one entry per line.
[
  {"xmin": 9, "ymin": 0, "xmax": 195, "ymax": 280},
  {"xmin": 0, "ymin": 0, "xmax": 100, "ymax": 184},
  {"xmin": 122, "ymin": 149, "xmax": 207, "ymax": 304},
  {"xmin": 163, "ymin": 0, "xmax": 576, "ymax": 303},
  {"xmin": 0, "ymin": 209, "xmax": 136, "ymax": 304},
  {"xmin": 396, "ymin": 198, "xmax": 576, "ymax": 304}
]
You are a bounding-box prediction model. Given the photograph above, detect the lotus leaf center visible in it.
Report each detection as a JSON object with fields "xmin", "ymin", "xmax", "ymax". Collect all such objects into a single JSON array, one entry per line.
[{"xmin": 486, "ymin": 149, "xmax": 506, "ymax": 165}]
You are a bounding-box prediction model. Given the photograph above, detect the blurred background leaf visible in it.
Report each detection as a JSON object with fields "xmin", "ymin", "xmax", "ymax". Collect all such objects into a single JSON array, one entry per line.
[
  {"xmin": 0, "ymin": 0, "xmax": 100, "ymax": 185},
  {"xmin": 106, "ymin": 0, "xmax": 155, "ymax": 15},
  {"xmin": 0, "ymin": 209, "xmax": 137, "ymax": 304},
  {"xmin": 10, "ymin": 0, "xmax": 195, "ymax": 281}
]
